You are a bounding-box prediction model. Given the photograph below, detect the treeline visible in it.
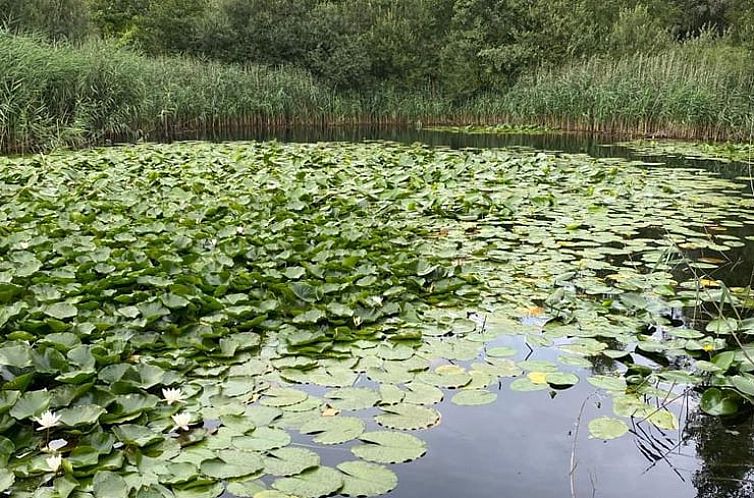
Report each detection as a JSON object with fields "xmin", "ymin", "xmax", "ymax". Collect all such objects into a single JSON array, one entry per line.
[
  {"xmin": 3, "ymin": 0, "xmax": 754, "ymax": 98},
  {"xmin": 1, "ymin": 0, "xmax": 754, "ymax": 150}
]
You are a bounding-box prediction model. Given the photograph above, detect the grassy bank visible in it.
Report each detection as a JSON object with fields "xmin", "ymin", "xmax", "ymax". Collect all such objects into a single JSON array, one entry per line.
[{"xmin": 495, "ymin": 40, "xmax": 754, "ymax": 141}]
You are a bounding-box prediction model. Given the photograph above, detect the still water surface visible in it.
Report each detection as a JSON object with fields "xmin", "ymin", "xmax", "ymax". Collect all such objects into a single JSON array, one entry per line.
[{"xmin": 181, "ymin": 126, "xmax": 754, "ymax": 498}]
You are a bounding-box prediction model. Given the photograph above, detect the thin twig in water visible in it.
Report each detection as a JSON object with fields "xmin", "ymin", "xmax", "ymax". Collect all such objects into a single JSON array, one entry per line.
[{"xmin": 570, "ymin": 392, "xmax": 597, "ymax": 498}]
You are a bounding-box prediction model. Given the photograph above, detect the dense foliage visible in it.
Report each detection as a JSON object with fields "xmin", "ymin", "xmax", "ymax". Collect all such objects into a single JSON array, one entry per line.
[
  {"xmin": 3, "ymin": 0, "xmax": 754, "ymax": 95},
  {"xmin": 2, "ymin": 0, "xmax": 754, "ymax": 148},
  {"xmin": 0, "ymin": 140, "xmax": 752, "ymax": 497}
]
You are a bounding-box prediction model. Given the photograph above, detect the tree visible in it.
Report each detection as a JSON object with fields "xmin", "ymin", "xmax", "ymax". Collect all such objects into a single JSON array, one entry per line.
[{"xmin": 0, "ymin": 0, "xmax": 91, "ymax": 41}]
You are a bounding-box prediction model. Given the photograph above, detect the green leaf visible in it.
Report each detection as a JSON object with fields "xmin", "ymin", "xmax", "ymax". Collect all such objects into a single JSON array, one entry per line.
[
  {"xmin": 263, "ymin": 447, "xmax": 320, "ymax": 477},
  {"xmin": 43, "ymin": 302, "xmax": 78, "ymax": 320},
  {"xmin": 486, "ymin": 346, "xmax": 517, "ymax": 358},
  {"xmin": 701, "ymin": 388, "xmax": 741, "ymax": 416},
  {"xmin": 58, "ymin": 404, "xmax": 105, "ymax": 427},
  {"xmin": 545, "ymin": 372, "xmax": 579, "ymax": 387},
  {"xmin": 401, "ymin": 382, "xmax": 443, "ymax": 405},
  {"xmin": 201, "ymin": 455, "xmax": 262, "ymax": 479},
  {"xmin": 272, "ymin": 466, "xmax": 343, "ymax": 498},
  {"xmin": 0, "ymin": 468, "xmax": 14, "ymax": 493},
  {"xmin": 586, "ymin": 375, "xmax": 627, "ymax": 392},
  {"xmin": 225, "ymin": 478, "xmax": 267, "ymax": 497},
  {"xmin": 93, "ymin": 471, "xmax": 129, "ymax": 498},
  {"xmin": 375, "ymin": 404, "xmax": 440, "ymax": 430},
  {"xmin": 351, "ymin": 431, "xmax": 426, "ymax": 464},
  {"xmin": 233, "ymin": 427, "xmax": 291, "ymax": 451},
  {"xmin": 706, "ymin": 318, "xmax": 738, "ymax": 334},
  {"xmin": 9, "ymin": 390, "xmax": 51, "ymax": 420},
  {"xmin": 112, "ymin": 425, "xmax": 164, "ymax": 447},
  {"xmin": 261, "ymin": 388, "xmax": 308, "ymax": 408},
  {"xmin": 451, "ymin": 390, "xmax": 497, "ymax": 406},
  {"xmin": 337, "ymin": 461, "xmax": 398, "ymax": 497},
  {"xmin": 300, "ymin": 416, "xmax": 365, "ymax": 445},
  {"xmin": 0, "ymin": 344, "xmax": 32, "ymax": 368},
  {"xmin": 509, "ymin": 378, "xmax": 548, "ymax": 392},
  {"xmin": 588, "ymin": 417, "xmax": 629, "ymax": 440},
  {"xmin": 324, "ymin": 387, "xmax": 379, "ymax": 411},
  {"xmin": 417, "ymin": 365, "xmax": 471, "ymax": 389},
  {"xmin": 731, "ymin": 375, "xmax": 754, "ymax": 397}
]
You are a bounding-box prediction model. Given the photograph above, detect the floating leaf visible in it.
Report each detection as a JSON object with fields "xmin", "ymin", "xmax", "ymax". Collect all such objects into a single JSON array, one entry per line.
[
  {"xmin": 233, "ymin": 427, "xmax": 291, "ymax": 451},
  {"xmin": 337, "ymin": 461, "xmax": 398, "ymax": 497},
  {"xmin": 261, "ymin": 388, "xmax": 308, "ymax": 408},
  {"xmin": 299, "ymin": 416, "xmax": 365, "ymax": 445},
  {"xmin": 10, "ymin": 390, "xmax": 51, "ymax": 420},
  {"xmin": 588, "ymin": 417, "xmax": 629, "ymax": 440},
  {"xmin": 509, "ymin": 378, "xmax": 548, "ymax": 392},
  {"xmin": 93, "ymin": 471, "xmax": 129, "ymax": 498},
  {"xmin": 375, "ymin": 404, "xmax": 440, "ymax": 430},
  {"xmin": 272, "ymin": 466, "xmax": 343, "ymax": 498},
  {"xmin": 43, "ymin": 302, "xmax": 78, "ymax": 320},
  {"xmin": 351, "ymin": 431, "xmax": 427, "ymax": 464},
  {"xmin": 701, "ymin": 388, "xmax": 741, "ymax": 416},
  {"xmin": 451, "ymin": 390, "xmax": 497, "ymax": 406},
  {"xmin": 324, "ymin": 388, "xmax": 379, "ymax": 411},
  {"xmin": 264, "ymin": 447, "xmax": 320, "ymax": 477}
]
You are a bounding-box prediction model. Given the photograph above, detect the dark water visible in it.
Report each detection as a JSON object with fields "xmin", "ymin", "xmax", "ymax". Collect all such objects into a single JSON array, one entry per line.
[{"xmin": 162, "ymin": 126, "xmax": 754, "ymax": 498}]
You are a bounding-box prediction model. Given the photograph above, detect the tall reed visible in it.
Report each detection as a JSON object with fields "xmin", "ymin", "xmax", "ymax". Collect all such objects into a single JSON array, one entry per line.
[
  {"xmin": 490, "ymin": 39, "xmax": 754, "ymax": 141},
  {"xmin": 0, "ymin": 33, "xmax": 455, "ymax": 152}
]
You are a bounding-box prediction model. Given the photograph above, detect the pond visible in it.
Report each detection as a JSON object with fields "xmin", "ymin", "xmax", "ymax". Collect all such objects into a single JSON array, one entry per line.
[{"xmin": 1, "ymin": 128, "xmax": 753, "ymax": 498}]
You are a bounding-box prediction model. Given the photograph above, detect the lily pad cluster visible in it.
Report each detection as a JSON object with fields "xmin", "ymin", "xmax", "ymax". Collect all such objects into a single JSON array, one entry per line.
[
  {"xmin": 0, "ymin": 140, "xmax": 752, "ymax": 497},
  {"xmin": 618, "ymin": 139, "xmax": 754, "ymax": 164},
  {"xmin": 424, "ymin": 124, "xmax": 552, "ymax": 135}
]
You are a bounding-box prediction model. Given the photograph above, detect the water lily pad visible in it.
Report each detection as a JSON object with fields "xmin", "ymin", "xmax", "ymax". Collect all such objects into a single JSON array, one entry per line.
[
  {"xmin": 299, "ymin": 416, "xmax": 365, "ymax": 445},
  {"xmin": 701, "ymin": 388, "xmax": 742, "ymax": 416},
  {"xmin": 261, "ymin": 388, "xmax": 308, "ymax": 408},
  {"xmin": 324, "ymin": 387, "xmax": 380, "ymax": 411},
  {"xmin": 337, "ymin": 461, "xmax": 398, "ymax": 497},
  {"xmin": 509, "ymin": 378, "xmax": 548, "ymax": 392},
  {"xmin": 588, "ymin": 417, "xmax": 629, "ymax": 440},
  {"xmin": 416, "ymin": 365, "xmax": 471, "ymax": 389},
  {"xmin": 486, "ymin": 346, "xmax": 517, "ymax": 358},
  {"xmin": 351, "ymin": 431, "xmax": 427, "ymax": 464},
  {"xmin": 233, "ymin": 427, "xmax": 291, "ymax": 451},
  {"xmin": 263, "ymin": 447, "xmax": 320, "ymax": 477},
  {"xmin": 272, "ymin": 466, "xmax": 343, "ymax": 498},
  {"xmin": 403, "ymin": 382, "xmax": 443, "ymax": 405},
  {"xmin": 451, "ymin": 390, "xmax": 497, "ymax": 406},
  {"xmin": 93, "ymin": 471, "xmax": 129, "ymax": 498},
  {"xmin": 375, "ymin": 404, "xmax": 440, "ymax": 430}
]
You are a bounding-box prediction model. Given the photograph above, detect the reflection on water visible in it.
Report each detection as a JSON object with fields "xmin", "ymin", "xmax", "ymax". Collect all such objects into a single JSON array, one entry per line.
[
  {"xmin": 687, "ymin": 412, "xmax": 754, "ymax": 498},
  {"xmin": 160, "ymin": 125, "xmax": 754, "ymax": 498}
]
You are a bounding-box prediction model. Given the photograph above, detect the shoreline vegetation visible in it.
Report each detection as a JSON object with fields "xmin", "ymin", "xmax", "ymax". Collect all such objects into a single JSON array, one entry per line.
[{"xmin": 0, "ymin": 0, "xmax": 754, "ymax": 153}]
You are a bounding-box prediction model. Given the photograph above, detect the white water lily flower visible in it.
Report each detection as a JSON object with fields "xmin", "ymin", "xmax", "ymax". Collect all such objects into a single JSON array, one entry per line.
[
  {"xmin": 33, "ymin": 410, "xmax": 62, "ymax": 431},
  {"xmin": 46, "ymin": 453, "xmax": 62, "ymax": 472},
  {"xmin": 172, "ymin": 412, "xmax": 192, "ymax": 432},
  {"xmin": 162, "ymin": 388, "xmax": 186, "ymax": 405}
]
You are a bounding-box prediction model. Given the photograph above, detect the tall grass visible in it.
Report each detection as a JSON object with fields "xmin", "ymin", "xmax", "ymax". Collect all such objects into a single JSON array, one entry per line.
[
  {"xmin": 492, "ymin": 38, "xmax": 754, "ymax": 141},
  {"xmin": 0, "ymin": 33, "xmax": 456, "ymax": 152},
  {"xmin": 3, "ymin": 31, "xmax": 754, "ymax": 152}
]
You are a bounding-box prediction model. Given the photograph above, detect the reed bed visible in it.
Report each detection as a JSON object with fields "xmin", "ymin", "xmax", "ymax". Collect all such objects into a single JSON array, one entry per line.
[
  {"xmin": 3, "ymin": 33, "xmax": 754, "ymax": 152},
  {"xmin": 0, "ymin": 34, "xmax": 458, "ymax": 152},
  {"xmin": 493, "ymin": 41, "xmax": 754, "ymax": 141}
]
